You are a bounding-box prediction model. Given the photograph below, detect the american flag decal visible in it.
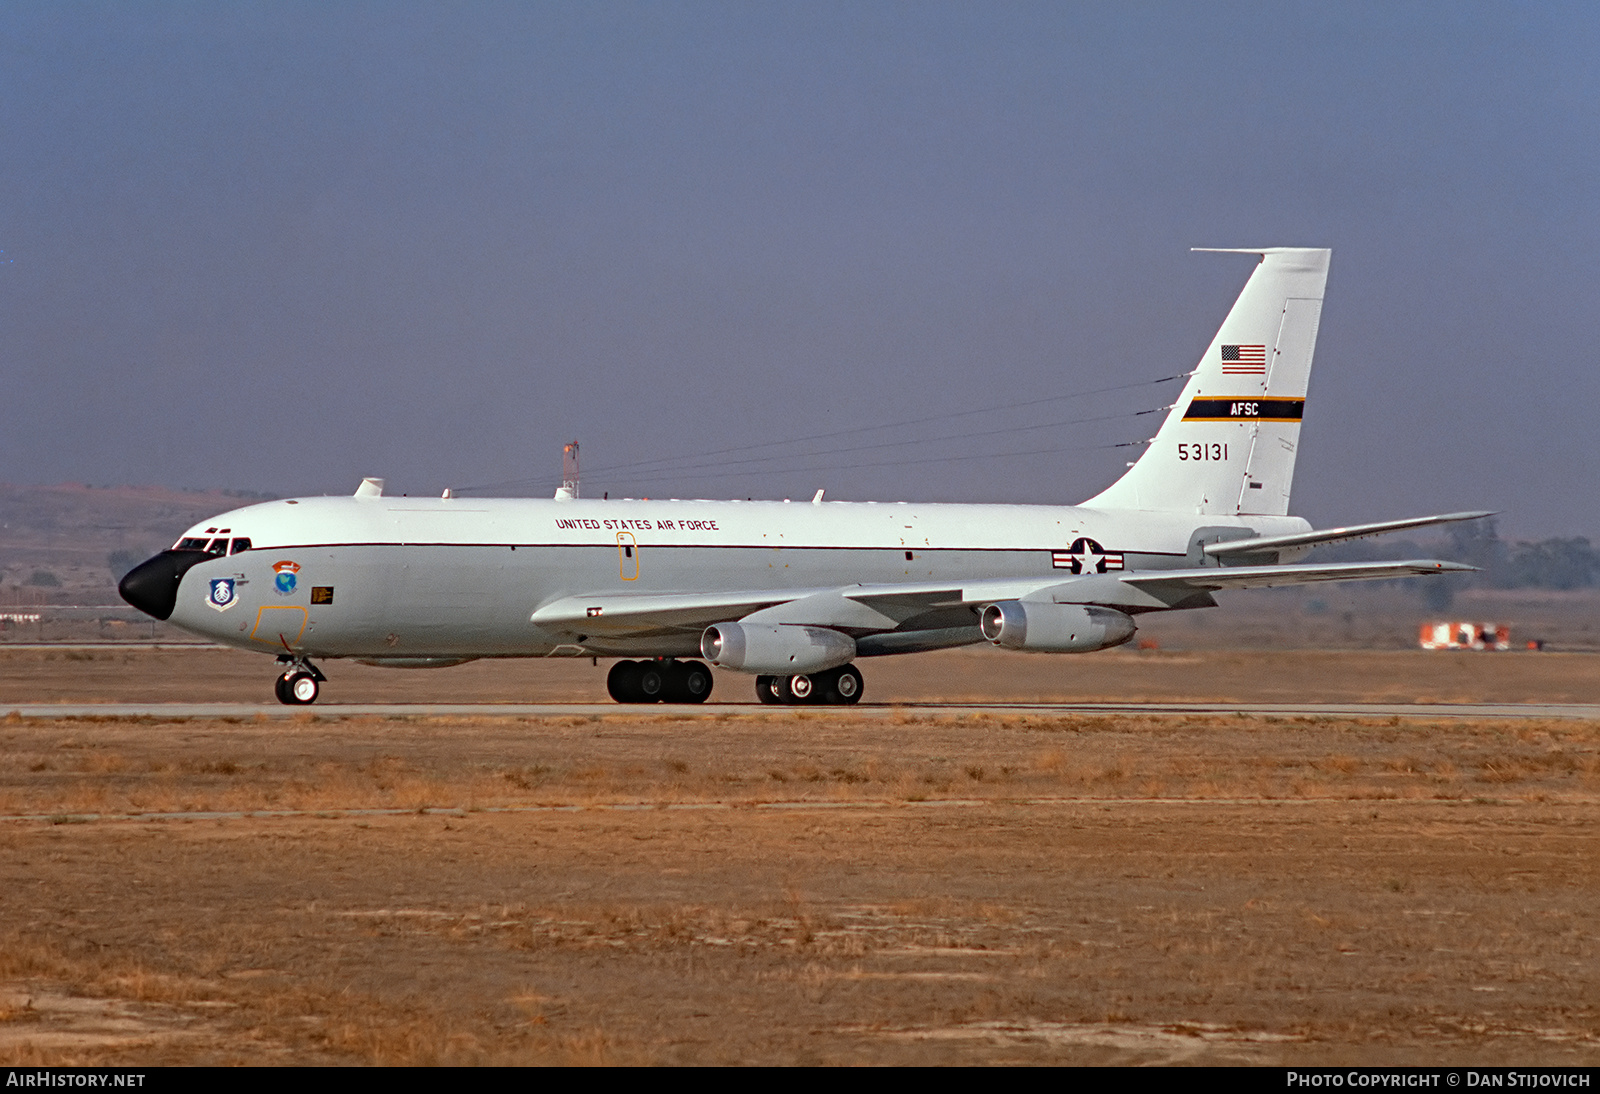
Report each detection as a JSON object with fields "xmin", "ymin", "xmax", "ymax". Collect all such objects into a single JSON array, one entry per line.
[{"xmin": 1220, "ymin": 344, "xmax": 1267, "ymax": 374}]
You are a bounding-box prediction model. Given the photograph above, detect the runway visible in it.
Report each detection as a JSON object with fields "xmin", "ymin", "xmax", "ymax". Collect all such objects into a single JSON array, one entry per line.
[{"xmin": 6, "ymin": 700, "xmax": 1599, "ymax": 719}]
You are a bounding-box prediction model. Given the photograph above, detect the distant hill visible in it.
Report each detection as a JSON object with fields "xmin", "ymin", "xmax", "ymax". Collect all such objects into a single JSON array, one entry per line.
[{"xmin": 0, "ymin": 483, "xmax": 277, "ymax": 607}]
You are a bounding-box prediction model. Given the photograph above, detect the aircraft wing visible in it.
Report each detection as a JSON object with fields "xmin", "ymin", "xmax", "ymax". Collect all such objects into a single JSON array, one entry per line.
[
  {"xmin": 529, "ymin": 582, "xmax": 1016, "ymax": 635},
  {"xmin": 529, "ymin": 590, "xmax": 800, "ymax": 636},
  {"xmin": 847, "ymin": 560, "xmax": 1477, "ymax": 610},
  {"xmin": 843, "ymin": 560, "xmax": 1477, "ymax": 610},
  {"xmin": 531, "ymin": 560, "xmax": 1472, "ymax": 637}
]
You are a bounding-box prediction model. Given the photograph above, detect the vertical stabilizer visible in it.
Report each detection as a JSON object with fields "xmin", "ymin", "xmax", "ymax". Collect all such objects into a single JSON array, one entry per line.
[{"xmin": 1082, "ymin": 247, "xmax": 1330, "ymax": 515}]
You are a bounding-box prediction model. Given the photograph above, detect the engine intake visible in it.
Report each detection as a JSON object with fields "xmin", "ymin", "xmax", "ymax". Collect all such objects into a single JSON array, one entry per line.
[
  {"xmin": 701, "ymin": 622, "xmax": 856, "ymax": 674},
  {"xmin": 979, "ymin": 601, "xmax": 1136, "ymax": 653}
]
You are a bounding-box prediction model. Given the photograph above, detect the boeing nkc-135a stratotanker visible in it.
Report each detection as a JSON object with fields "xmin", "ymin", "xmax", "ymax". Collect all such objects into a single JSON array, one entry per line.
[{"xmin": 119, "ymin": 247, "xmax": 1483, "ymax": 705}]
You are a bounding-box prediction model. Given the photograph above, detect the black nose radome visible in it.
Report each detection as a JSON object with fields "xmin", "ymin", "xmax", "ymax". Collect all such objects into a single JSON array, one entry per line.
[{"xmin": 118, "ymin": 550, "xmax": 209, "ymax": 621}]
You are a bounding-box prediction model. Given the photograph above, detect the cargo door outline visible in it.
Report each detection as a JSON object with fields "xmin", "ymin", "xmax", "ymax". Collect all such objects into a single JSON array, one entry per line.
[
  {"xmin": 617, "ymin": 532, "xmax": 639, "ymax": 581},
  {"xmin": 250, "ymin": 605, "xmax": 308, "ymax": 648}
]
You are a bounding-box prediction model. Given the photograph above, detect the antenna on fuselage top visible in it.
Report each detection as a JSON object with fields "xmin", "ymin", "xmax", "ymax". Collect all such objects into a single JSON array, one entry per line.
[{"xmin": 554, "ymin": 441, "xmax": 580, "ymax": 500}]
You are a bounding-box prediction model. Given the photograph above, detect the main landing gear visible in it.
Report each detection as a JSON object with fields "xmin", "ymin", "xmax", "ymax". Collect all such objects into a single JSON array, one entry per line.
[
  {"xmin": 755, "ymin": 664, "xmax": 863, "ymax": 706},
  {"xmin": 607, "ymin": 659, "xmax": 715, "ymax": 704},
  {"xmin": 274, "ymin": 656, "xmax": 326, "ymax": 705}
]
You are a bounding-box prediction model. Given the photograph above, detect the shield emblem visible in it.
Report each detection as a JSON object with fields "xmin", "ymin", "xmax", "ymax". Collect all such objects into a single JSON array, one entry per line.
[{"xmin": 207, "ymin": 578, "xmax": 237, "ymax": 611}]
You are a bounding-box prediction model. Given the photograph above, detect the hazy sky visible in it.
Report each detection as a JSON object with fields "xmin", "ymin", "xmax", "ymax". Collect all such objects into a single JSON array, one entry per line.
[{"xmin": 3, "ymin": 2, "xmax": 1596, "ymax": 537}]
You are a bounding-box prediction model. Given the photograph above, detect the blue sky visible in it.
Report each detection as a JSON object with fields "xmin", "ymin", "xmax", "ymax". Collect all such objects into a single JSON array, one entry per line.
[{"xmin": 3, "ymin": 2, "xmax": 1596, "ymax": 536}]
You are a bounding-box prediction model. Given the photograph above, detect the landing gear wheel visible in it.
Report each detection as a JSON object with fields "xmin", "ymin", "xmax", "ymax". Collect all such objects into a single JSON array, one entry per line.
[
  {"xmin": 667, "ymin": 661, "xmax": 713, "ymax": 704},
  {"xmin": 274, "ymin": 657, "xmax": 325, "ymax": 705},
  {"xmin": 776, "ymin": 674, "xmax": 814, "ymax": 704},
  {"xmin": 607, "ymin": 660, "xmax": 643, "ymax": 703},
  {"xmin": 755, "ymin": 675, "xmax": 782, "ymax": 704},
  {"xmin": 279, "ymin": 671, "xmax": 319, "ymax": 705},
  {"xmin": 826, "ymin": 664, "xmax": 863, "ymax": 705},
  {"xmin": 637, "ymin": 662, "xmax": 667, "ymax": 701}
]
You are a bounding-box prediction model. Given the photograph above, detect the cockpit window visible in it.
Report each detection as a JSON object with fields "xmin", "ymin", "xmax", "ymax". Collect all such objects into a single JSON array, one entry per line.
[
  {"xmin": 204, "ymin": 539, "xmax": 229, "ymax": 556},
  {"xmin": 177, "ymin": 537, "xmax": 210, "ymax": 550},
  {"xmin": 229, "ymin": 538, "xmax": 252, "ymax": 554}
]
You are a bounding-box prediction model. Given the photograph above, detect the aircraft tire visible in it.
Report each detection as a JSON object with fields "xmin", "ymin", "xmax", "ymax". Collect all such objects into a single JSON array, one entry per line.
[
  {"xmin": 283, "ymin": 672, "xmax": 319, "ymax": 705},
  {"xmin": 607, "ymin": 660, "xmax": 644, "ymax": 703},
  {"xmin": 755, "ymin": 675, "xmax": 782, "ymax": 704},
  {"xmin": 828, "ymin": 664, "xmax": 863, "ymax": 705},
  {"xmin": 776, "ymin": 674, "xmax": 815, "ymax": 704},
  {"xmin": 274, "ymin": 674, "xmax": 293, "ymax": 705},
  {"xmin": 637, "ymin": 662, "xmax": 668, "ymax": 701},
  {"xmin": 667, "ymin": 661, "xmax": 713, "ymax": 704}
]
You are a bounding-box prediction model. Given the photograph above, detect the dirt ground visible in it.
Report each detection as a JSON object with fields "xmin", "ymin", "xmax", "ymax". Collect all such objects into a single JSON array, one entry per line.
[{"xmin": 1, "ymin": 648, "xmax": 1597, "ymax": 1065}]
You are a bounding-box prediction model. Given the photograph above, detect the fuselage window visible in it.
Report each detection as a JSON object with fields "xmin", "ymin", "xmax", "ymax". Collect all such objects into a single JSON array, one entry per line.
[
  {"xmin": 229, "ymin": 538, "xmax": 252, "ymax": 554},
  {"xmin": 177, "ymin": 537, "xmax": 210, "ymax": 550}
]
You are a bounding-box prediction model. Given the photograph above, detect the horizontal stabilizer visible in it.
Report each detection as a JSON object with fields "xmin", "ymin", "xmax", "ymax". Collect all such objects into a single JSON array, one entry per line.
[
  {"xmin": 1203, "ymin": 511, "xmax": 1494, "ymax": 559},
  {"xmin": 1122, "ymin": 558, "xmax": 1475, "ymax": 593}
]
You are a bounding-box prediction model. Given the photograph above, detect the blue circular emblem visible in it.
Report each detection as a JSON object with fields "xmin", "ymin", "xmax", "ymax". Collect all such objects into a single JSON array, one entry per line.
[{"xmin": 275, "ymin": 571, "xmax": 297, "ymax": 594}]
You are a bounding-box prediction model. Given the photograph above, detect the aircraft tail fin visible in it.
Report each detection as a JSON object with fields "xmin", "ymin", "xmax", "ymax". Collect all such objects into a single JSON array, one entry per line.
[{"xmin": 1082, "ymin": 247, "xmax": 1331, "ymax": 516}]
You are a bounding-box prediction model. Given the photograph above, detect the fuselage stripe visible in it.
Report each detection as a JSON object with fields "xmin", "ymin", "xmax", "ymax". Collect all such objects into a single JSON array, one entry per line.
[{"xmin": 237, "ymin": 542, "xmax": 1190, "ymax": 557}]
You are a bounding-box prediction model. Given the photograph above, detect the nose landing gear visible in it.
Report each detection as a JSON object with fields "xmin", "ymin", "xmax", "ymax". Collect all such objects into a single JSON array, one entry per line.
[
  {"xmin": 755, "ymin": 664, "xmax": 863, "ymax": 705},
  {"xmin": 274, "ymin": 657, "xmax": 326, "ymax": 705}
]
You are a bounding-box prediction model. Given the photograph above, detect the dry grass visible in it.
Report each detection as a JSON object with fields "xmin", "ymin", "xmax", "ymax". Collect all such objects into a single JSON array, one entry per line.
[
  {"xmin": 3, "ymin": 709, "xmax": 1598, "ymax": 818},
  {"xmin": 1, "ymin": 651, "xmax": 1598, "ymax": 1064}
]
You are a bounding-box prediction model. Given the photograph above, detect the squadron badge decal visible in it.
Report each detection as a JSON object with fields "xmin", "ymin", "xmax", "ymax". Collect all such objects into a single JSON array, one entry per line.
[
  {"xmin": 273, "ymin": 560, "xmax": 301, "ymax": 596},
  {"xmin": 206, "ymin": 578, "xmax": 238, "ymax": 611}
]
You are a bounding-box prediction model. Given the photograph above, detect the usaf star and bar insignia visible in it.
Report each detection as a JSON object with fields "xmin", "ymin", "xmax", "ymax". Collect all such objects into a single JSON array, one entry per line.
[{"xmin": 1052, "ymin": 537, "xmax": 1125, "ymax": 575}]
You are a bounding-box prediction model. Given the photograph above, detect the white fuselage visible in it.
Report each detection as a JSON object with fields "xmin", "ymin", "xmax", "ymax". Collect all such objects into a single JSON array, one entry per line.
[{"xmin": 162, "ymin": 495, "xmax": 1309, "ymax": 661}]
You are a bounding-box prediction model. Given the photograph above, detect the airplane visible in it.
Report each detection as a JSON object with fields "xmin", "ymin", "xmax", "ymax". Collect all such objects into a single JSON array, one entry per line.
[{"xmin": 117, "ymin": 246, "xmax": 1484, "ymax": 706}]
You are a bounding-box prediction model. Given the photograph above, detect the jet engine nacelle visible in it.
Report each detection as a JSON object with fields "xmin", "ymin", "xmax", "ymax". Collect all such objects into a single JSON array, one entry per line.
[
  {"xmin": 701, "ymin": 622, "xmax": 857, "ymax": 675},
  {"xmin": 979, "ymin": 601, "xmax": 1136, "ymax": 653}
]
